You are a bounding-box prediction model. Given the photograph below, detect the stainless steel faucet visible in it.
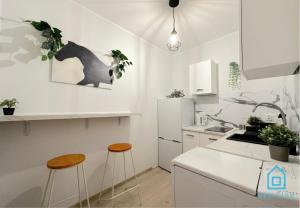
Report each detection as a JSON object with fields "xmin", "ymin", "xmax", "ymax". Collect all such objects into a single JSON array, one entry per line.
[{"xmin": 252, "ymin": 103, "xmax": 287, "ymax": 125}]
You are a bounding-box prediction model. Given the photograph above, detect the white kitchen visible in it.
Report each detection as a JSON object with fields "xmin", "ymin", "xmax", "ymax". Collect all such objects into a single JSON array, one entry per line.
[{"xmin": 0, "ymin": 0, "xmax": 299, "ymax": 207}]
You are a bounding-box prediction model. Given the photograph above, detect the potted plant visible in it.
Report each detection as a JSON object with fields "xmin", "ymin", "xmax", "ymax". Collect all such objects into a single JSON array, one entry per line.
[
  {"xmin": 246, "ymin": 116, "xmax": 263, "ymax": 132},
  {"xmin": 258, "ymin": 124, "xmax": 300, "ymax": 162},
  {"xmin": 0, "ymin": 99, "xmax": 18, "ymax": 115},
  {"xmin": 247, "ymin": 116, "xmax": 262, "ymax": 126},
  {"xmin": 166, "ymin": 89, "xmax": 185, "ymax": 98}
]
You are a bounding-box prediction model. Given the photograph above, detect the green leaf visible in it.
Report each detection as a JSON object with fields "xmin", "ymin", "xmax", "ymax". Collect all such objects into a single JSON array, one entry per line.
[
  {"xmin": 41, "ymin": 55, "xmax": 48, "ymax": 61},
  {"xmin": 41, "ymin": 29, "xmax": 52, "ymax": 38},
  {"xmin": 47, "ymin": 51, "xmax": 54, "ymax": 60},
  {"xmin": 116, "ymin": 72, "xmax": 122, "ymax": 79},
  {"xmin": 53, "ymin": 27, "xmax": 62, "ymax": 34},
  {"xmin": 52, "ymin": 28, "xmax": 62, "ymax": 38},
  {"xmin": 41, "ymin": 41, "xmax": 52, "ymax": 50},
  {"xmin": 29, "ymin": 20, "xmax": 51, "ymax": 31}
]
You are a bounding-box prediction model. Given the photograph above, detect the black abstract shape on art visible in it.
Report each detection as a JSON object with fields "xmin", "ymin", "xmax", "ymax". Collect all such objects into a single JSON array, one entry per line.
[{"xmin": 55, "ymin": 41, "xmax": 113, "ymax": 87}]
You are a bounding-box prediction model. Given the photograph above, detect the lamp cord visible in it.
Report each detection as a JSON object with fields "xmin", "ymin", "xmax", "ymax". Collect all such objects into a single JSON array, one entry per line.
[{"xmin": 173, "ymin": 8, "xmax": 175, "ymax": 30}]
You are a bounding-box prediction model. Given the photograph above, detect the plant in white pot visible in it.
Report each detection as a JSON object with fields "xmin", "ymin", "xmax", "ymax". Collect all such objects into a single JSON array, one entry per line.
[
  {"xmin": 0, "ymin": 98, "xmax": 18, "ymax": 115},
  {"xmin": 258, "ymin": 124, "xmax": 299, "ymax": 162}
]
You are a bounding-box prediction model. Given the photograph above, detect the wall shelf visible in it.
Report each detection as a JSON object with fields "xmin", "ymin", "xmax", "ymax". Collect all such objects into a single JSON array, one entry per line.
[
  {"xmin": 0, "ymin": 111, "xmax": 136, "ymax": 136},
  {"xmin": 0, "ymin": 111, "xmax": 134, "ymax": 122}
]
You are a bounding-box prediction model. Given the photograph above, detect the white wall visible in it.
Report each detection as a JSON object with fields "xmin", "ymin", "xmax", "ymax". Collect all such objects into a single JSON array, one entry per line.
[
  {"xmin": 171, "ymin": 32, "xmax": 299, "ymax": 131},
  {"xmin": 0, "ymin": 0, "xmax": 172, "ymax": 206}
]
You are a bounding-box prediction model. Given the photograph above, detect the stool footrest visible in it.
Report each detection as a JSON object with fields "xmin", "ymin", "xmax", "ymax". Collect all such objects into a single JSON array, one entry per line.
[{"xmin": 100, "ymin": 184, "xmax": 140, "ymax": 201}]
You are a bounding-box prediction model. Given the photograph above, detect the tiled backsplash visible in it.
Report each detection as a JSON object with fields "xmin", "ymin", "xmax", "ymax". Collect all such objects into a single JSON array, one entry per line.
[{"xmin": 195, "ymin": 87, "xmax": 300, "ymax": 133}]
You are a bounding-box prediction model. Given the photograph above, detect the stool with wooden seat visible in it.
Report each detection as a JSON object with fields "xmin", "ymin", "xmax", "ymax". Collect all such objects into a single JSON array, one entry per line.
[
  {"xmin": 99, "ymin": 143, "xmax": 142, "ymax": 206},
  {"xmin": 41, "ymin": 154, "xmax": 90, "ymax": 208}
]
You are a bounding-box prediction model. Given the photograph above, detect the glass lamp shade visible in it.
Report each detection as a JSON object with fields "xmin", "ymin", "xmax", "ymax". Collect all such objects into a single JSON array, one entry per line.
[{"xmin": 167, "ymin": 29, "xmax": 182, "ymax": 51}]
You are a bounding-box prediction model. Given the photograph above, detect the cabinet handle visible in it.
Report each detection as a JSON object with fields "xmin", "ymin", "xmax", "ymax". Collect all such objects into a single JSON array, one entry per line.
[
  {"xmin": 209, "ymin": 138, "xmax": 218, "ymax": 141},
  {"xmin": 196, "ymin": 89, "xmax": 204, "ymax": 91},
  {"xmin": 186, "ymin": 134, "xmax": 195, "ymax": 137}
]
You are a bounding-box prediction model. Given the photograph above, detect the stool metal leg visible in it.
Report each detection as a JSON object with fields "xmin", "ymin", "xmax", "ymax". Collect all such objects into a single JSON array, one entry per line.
[
  {"xmin": 47, "ymin": 170, "xmax": 56, "ymax": 208},
  {"xmin": 111, "ymin": 154, "xmax": 116, "ymax": 207},
  {"xmin": 81, "ymin": 163, "xmax": 90, "ymax": 208},
  {"xmin": 130, "ymin": 150, "xmax": 142, "ymax": 206},
  {"xmin": 76, "ymin": 166, "xmax": 82, "ymax": 208},
  {"xmin": 123, "ymin": 152, "xmax": 127, "ymax": 189},
  {"xmin": 41, "ymin": 170, "xmax": 53, "ymax": 208},
  {"xmin": 99, "ymin": 151, "xmax": 110, "ymax": 201}
]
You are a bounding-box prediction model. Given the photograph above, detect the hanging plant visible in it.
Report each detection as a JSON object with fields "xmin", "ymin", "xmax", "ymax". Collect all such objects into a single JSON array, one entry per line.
[
  {"xmin": 109, "ymin": 50, "xmax": 133, "ymax": 79},
  {"xmin": 25, "ymin": 20, "xmax": 64, "ymax": 61},
  {"xmin": 228, "ymin": 62, "xmax": 241, "ymax": 90}
]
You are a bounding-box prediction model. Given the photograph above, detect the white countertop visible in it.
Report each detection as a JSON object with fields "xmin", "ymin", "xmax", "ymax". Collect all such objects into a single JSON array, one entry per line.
[
  {"xmin": 172, "ymin": 147, "xmax": 263, "ymax": 196},
  {"xmin": 182, "ymin": 125, "xmax": 238, "ymax": 136}
]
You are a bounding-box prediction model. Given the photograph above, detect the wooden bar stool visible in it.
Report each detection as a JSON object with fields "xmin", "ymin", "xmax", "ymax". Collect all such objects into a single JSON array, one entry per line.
[
  {"xmin": 41, "ymin": 154, "xmax": 90, "ymax": 208},
  {"xmin": 98, "ymin": 143, "xmax": 142, "ymax": 206}
]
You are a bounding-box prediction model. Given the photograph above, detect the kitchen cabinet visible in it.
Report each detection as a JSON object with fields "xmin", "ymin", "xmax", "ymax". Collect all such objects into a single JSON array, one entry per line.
[
  {"xmin": 241, "ymin": 0, "xmax": 299, "ymax": 79},
  {"xmin": 172, "ymin": 148, "xmax": 267, "ymax": 207},
  {"xmin": 173, "ymin": 166, "xmax": 268, "ymax": 207},
  {"xmin": 182, "ymin": 131, "xmax": 199, "ymax": 153},
  {"xmin": 182, "ymin": 130, "xmax": 221, "ymax": 153},
  {"xmin": 199, "ymin": 133, "xmax": 221, "ymax": 147},
  {"xmin": 189, "ymin": 60, "xmax": 218, "ymax": 95}
]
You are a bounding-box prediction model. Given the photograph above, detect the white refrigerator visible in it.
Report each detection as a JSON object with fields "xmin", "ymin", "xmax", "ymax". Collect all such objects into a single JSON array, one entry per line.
[{"xmin": 158, "ymin": 98, "xmax": 194, "ymax": 172}]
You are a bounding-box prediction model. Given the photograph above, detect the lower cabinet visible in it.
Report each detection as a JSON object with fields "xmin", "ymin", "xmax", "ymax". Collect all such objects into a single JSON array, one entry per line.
[
  {"xmin": 182, "ymin": 130, "xmax": 221, "ymax": 153},
  {"xmin": 173, "ymin": 166, "xmax": 269, "ymax": 207},
  {"xmin": 182, "ymin": 131, "xmax": 199, "ymax": 153}
]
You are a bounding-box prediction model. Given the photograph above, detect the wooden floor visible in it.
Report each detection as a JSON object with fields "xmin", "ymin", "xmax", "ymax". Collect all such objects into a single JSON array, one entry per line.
[{"xmin": 88, "ymin": 167, "xmax": 172, "ymax": 207}]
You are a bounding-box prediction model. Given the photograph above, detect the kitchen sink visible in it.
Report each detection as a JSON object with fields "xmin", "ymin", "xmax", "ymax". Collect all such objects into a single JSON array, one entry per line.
[
  {"xmin": 227, "ymin": 133, "xmax": 267, "ymax": 145},
  {"xmin": 205, "ymin": 126, "xmax": 233, "ymax": 133},
  {"xmin": 227, "ymin": 133, "xmax": 299, "ymax": 155}
]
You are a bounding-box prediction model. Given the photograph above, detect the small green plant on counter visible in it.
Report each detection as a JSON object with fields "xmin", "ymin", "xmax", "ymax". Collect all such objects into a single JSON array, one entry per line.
[
  {"xmin": 247, "ymin": 116, "xmax": 263, "ymax": 126},
  {"xmin": 25, "ymin": 20, "xmax": 64, "ymax": 61},
  {"xmin": 228, "ymin": 62, "xmax": 241, "ymax": 90},
  {"xmin": 109, "ymin": 50, "xmax": 133, "ymax": 79},
  {"xmin": 0, "ymin": 98, "xmax": 18, "ymax": 108},
  {"xmin": 258, "ymin": 124, "xmax": 299, "ymax": 147},
  {"xmin": 167, "ymin": 89, "xmax": 185, "ymax": 98}
]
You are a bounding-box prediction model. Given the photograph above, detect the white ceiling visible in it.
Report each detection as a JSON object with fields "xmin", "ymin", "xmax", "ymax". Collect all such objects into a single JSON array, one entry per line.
[{"xmin": 74, "ymin": 0, "xmax": 239, "ymax": 51}]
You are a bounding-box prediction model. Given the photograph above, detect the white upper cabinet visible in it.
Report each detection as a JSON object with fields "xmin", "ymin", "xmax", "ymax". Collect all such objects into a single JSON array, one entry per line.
[
  {"xmin": 189, "ymin": 60, "xmax": 218, "ymax": 95},
  {"xmin": 240, "ymin": 0, "xmax": 299, "ymax": 79}
]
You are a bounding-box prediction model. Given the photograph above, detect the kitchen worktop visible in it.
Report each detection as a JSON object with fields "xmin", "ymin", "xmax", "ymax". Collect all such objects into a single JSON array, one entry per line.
[
  {"xmin": 206, "ymin": 131, "xmax": 300, "ymax": 164},
  {"xmin": 182, "ymin": 125, "xmax": 237, "ymax": 136},
  {"xmin": 172, "ymin": 147, "xmax": 262, "ymax": 196}
]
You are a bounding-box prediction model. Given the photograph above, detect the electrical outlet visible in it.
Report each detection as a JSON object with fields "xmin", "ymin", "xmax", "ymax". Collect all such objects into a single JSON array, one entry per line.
[{"xmin": 265, "ymin": 113, "xmax": 276, "ymax": 123}]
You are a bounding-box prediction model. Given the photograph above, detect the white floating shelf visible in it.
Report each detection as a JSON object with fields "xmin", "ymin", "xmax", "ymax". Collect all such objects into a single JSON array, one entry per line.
[{"xmin": 0, "ymin": 111, "xmax": 134, "ymax": 122}]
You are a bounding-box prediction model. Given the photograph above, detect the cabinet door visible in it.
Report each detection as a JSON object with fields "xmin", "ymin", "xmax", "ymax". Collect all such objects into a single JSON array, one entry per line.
[
  {"xmin": 159, "ymin": 139, "xmax": 182, "ymax": 172},
  {"xmin": 199, "ymin": 133, "xmax": 221, "ymax": 147},
  {"xmin": 173, "ymin": 166, "xmax": 270, "ymax": 207},
  {"xmin": 158, "ymin": 99, "xmax": 182, "ymax": 142},
  {"xmin": 194, "ymin": 61, "xmax": 212, "ymax": 93},
  {"xmin": 182, "ymin": 131, "xmax": 199, "ymax": 153},
  {"xmin": 241, "ymin": 0, "xmax": 299, "ymax": 79},
  {"xmin": 189, "ymin": 60, "xmax": 217, "ymax": 95}
]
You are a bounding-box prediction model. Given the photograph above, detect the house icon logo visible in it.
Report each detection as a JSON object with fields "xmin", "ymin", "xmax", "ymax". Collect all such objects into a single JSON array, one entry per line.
[{"xmin": 267, "ymin": 164, "xmax": 286, "ymax": 190}]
